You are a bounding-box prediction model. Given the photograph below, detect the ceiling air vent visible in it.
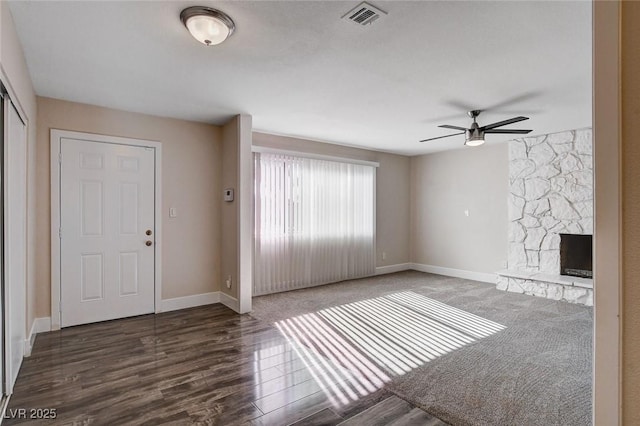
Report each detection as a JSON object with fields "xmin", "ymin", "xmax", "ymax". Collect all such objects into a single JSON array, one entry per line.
[{"xmin": 342, "ymin": 2, "xmax": 387, "ymax": 26}]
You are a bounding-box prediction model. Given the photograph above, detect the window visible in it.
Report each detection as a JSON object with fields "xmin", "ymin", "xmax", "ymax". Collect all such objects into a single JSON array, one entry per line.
[{"xmin": 254, "ymin": 152, "xmax": 376, "ymax": 295}]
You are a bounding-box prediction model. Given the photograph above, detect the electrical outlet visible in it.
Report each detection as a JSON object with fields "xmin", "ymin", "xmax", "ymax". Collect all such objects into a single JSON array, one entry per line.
[
  {"xmin": 501, "ymin": 260, "xmax": 508, "ymax": 269},
  {"xmin": 226, "ymin": 275, "xmax": 232, "ymax": 289}
]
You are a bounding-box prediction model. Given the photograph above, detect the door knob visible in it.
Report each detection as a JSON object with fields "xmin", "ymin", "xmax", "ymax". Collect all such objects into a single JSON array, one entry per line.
[
  {"xmin": 146, "ymin": 230, "xmax": 152, "ymax": 235},
  {"xmin": 145, "ymin": 241, "xmax": 153, "ymax": 246}
]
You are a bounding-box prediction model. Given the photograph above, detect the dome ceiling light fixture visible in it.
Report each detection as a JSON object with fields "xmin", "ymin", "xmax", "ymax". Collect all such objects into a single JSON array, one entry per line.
[{"xmin": 180, "ymin": 6, "xmax": 235, "ymax": 46}]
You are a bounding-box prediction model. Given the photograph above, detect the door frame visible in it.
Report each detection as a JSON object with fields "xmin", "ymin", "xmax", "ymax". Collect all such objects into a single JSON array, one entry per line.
[
  {"xmin": 593, "ymin": 1, "xmax": 622, "ymax": 423},
  {"xmin": 50, "ymin": 129, "xmax": 162, "ymax": 330}
]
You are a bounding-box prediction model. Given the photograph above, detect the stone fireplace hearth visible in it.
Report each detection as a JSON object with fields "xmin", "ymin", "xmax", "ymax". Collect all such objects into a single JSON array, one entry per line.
[{"xmin": 497, "ymin": 129, "xmax": 593, "ymax": 306}]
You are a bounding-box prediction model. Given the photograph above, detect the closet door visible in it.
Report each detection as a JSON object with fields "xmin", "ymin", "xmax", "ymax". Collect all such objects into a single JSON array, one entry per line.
[
  {"xmin": 0, "ymin": 94, "xmax": 4, "ymax": 396},
  {"xmin": 3, "ymin": 96, "xmax": 27, "ymax": 393}
]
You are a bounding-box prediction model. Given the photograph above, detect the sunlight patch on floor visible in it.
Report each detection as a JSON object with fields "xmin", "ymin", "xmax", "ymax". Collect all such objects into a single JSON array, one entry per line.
[{"xmin": 272, "ymin": 291, "xmax": 506, "ymax": 407}]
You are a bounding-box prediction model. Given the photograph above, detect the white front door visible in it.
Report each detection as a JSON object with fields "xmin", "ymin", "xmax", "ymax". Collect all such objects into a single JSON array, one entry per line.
[{"xmin": 60, "ymin": 137, "xmax": 155, "ymax": 327}]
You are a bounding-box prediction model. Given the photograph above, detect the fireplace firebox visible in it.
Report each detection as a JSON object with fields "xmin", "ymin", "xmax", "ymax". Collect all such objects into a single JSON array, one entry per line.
[{"xmin": 560, "ymin": 234, "xmax": 593, "ymax": 278}]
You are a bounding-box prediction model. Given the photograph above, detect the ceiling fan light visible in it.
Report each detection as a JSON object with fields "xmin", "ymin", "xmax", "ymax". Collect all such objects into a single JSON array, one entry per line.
[
  {"xmin": 465, "ymin": 137, "xmax": 485, "ymax": 147},
  {"xmin": 180, "ymin": 7, "xmax": 235, "ymax": 46},
  {"xmin": 465, "ymin": 128, "xmax": 485, "ymax": 146}
]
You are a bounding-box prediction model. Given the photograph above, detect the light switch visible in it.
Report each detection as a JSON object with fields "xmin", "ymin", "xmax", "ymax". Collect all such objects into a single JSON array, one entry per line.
[
  {"xmin": 464, "ymin": 209, "xmax": 470, "ymax": 217},
  {"xmin": 169, "ymin": 207, "xmax": 177, "ymax": 218}
]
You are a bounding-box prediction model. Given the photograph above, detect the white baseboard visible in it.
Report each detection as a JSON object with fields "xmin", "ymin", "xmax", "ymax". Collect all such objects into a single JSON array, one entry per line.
[
  {"xmin": 410, "ymin": 263, "xmax": 497, "ymax": 284},
  {"xmin": 220, "ymin": 292, "xmax": 240, "ymax": 313},
  {"xmin": 375, "ymin": 263, "xmax": 412, "ymax": 275},
  {"xmin": 24, "ymin": 317, "xmax": 51, "ymax": 357},
  {"xmin": 160, "ymin": 292, "xmax": 220, "ymax": 313}
]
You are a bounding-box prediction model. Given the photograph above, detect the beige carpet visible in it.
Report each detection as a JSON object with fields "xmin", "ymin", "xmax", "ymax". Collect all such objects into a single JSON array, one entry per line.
[{"xmin": 250, "ymin": 271, "xmax": 592, "ymax": 426}]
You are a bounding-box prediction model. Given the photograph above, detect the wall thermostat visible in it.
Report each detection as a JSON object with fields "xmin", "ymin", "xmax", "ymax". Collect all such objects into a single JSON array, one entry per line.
[{"xmin": 224, "ymin": 188, "xmax": 234, "ymax": 202}]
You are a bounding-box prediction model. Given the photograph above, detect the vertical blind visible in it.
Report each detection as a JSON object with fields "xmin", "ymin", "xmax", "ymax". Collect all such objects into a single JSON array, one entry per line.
[{"xmin": 254, "ymin": 152, "xmax": 376, "ymax": 296}]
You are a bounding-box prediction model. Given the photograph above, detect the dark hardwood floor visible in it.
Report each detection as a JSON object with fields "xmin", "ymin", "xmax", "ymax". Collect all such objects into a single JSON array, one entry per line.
[{"xmin": 5, "ymin": 305, "xmax": 446, "ymax": 425}]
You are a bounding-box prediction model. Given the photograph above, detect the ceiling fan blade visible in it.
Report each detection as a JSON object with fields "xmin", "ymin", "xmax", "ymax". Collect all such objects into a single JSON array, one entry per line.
[
  {"xmin": 419, "ymin": 132, "xmax": 465, "ymax": 143},
  {"xmin": 481, "ymin": 116, "xmax": 529, "ymax": 130},
  {"xmin": 441, "ymin": 91, "xmax": 541, "ymax": 115},
  {"xmin": 443, "ymin": 100, "xmax": 477, "ymax": 112},
  {"xmin": 483, "ymin": 91, "xmax": 542, "ymax": 111},
  {"xmin": 484, "ymin": 129, "xmax": 533, "ymax": 134},
  {"xmin": 438, "ymin": 124, "xmax": 468, "ymax": 131}
]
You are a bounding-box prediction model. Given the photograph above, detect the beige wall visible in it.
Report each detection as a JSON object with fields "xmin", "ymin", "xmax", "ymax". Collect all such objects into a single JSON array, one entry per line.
[
  {"xmin": 36, "ymin": 97, "xmax": 223, "ymax": 317},
  {"xmin": 221, "ymin": 117, "xmax": 239, "ymax": 298},
  {"xmin": 252, "ymin": 132, "xmax": 411, "ymax": 267},
  {"xmin": 1, "ymin": 2, "xmax": 38, "ymax": 337},
  {"xmin": 410, "ymin": 143, "xmax": 509, "ymax": 273},
  {"xmin": 622, "ymin": 2, "xmax": 640, "ymax": 423},
  {"xmin": 376, "ymin": 152, "xmax": 412, "ymax": 267}
]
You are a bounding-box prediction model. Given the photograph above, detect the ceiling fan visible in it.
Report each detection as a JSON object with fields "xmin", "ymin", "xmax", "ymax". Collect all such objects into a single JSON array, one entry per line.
[{"xmin": 420, "ymin": 110, "xmax": 532, "ymax": 146}]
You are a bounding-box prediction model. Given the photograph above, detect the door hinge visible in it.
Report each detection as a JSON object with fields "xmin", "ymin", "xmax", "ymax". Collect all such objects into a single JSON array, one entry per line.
[
  {"xmin": 58, "ymin": 153, "xmax": 62, "ymax": 163},
  {"xmin": 59, "ymin": 300, "xmax": 62, "ymax": 313},
  {"xmin": 58, "ymin": 228, "xmax": 62, "ymax": 239}
]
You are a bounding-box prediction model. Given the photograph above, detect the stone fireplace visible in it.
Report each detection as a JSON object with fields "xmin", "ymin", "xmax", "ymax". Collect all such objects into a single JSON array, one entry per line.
[{"xmin": 497, "ymin": 129, "xmax": 593, "ymax": 305}]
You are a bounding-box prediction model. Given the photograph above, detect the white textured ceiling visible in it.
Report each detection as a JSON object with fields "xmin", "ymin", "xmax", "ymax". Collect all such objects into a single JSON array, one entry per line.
[{"xmin": 8, "ymin": 1, "xmax": 592, "ymax": 155}]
